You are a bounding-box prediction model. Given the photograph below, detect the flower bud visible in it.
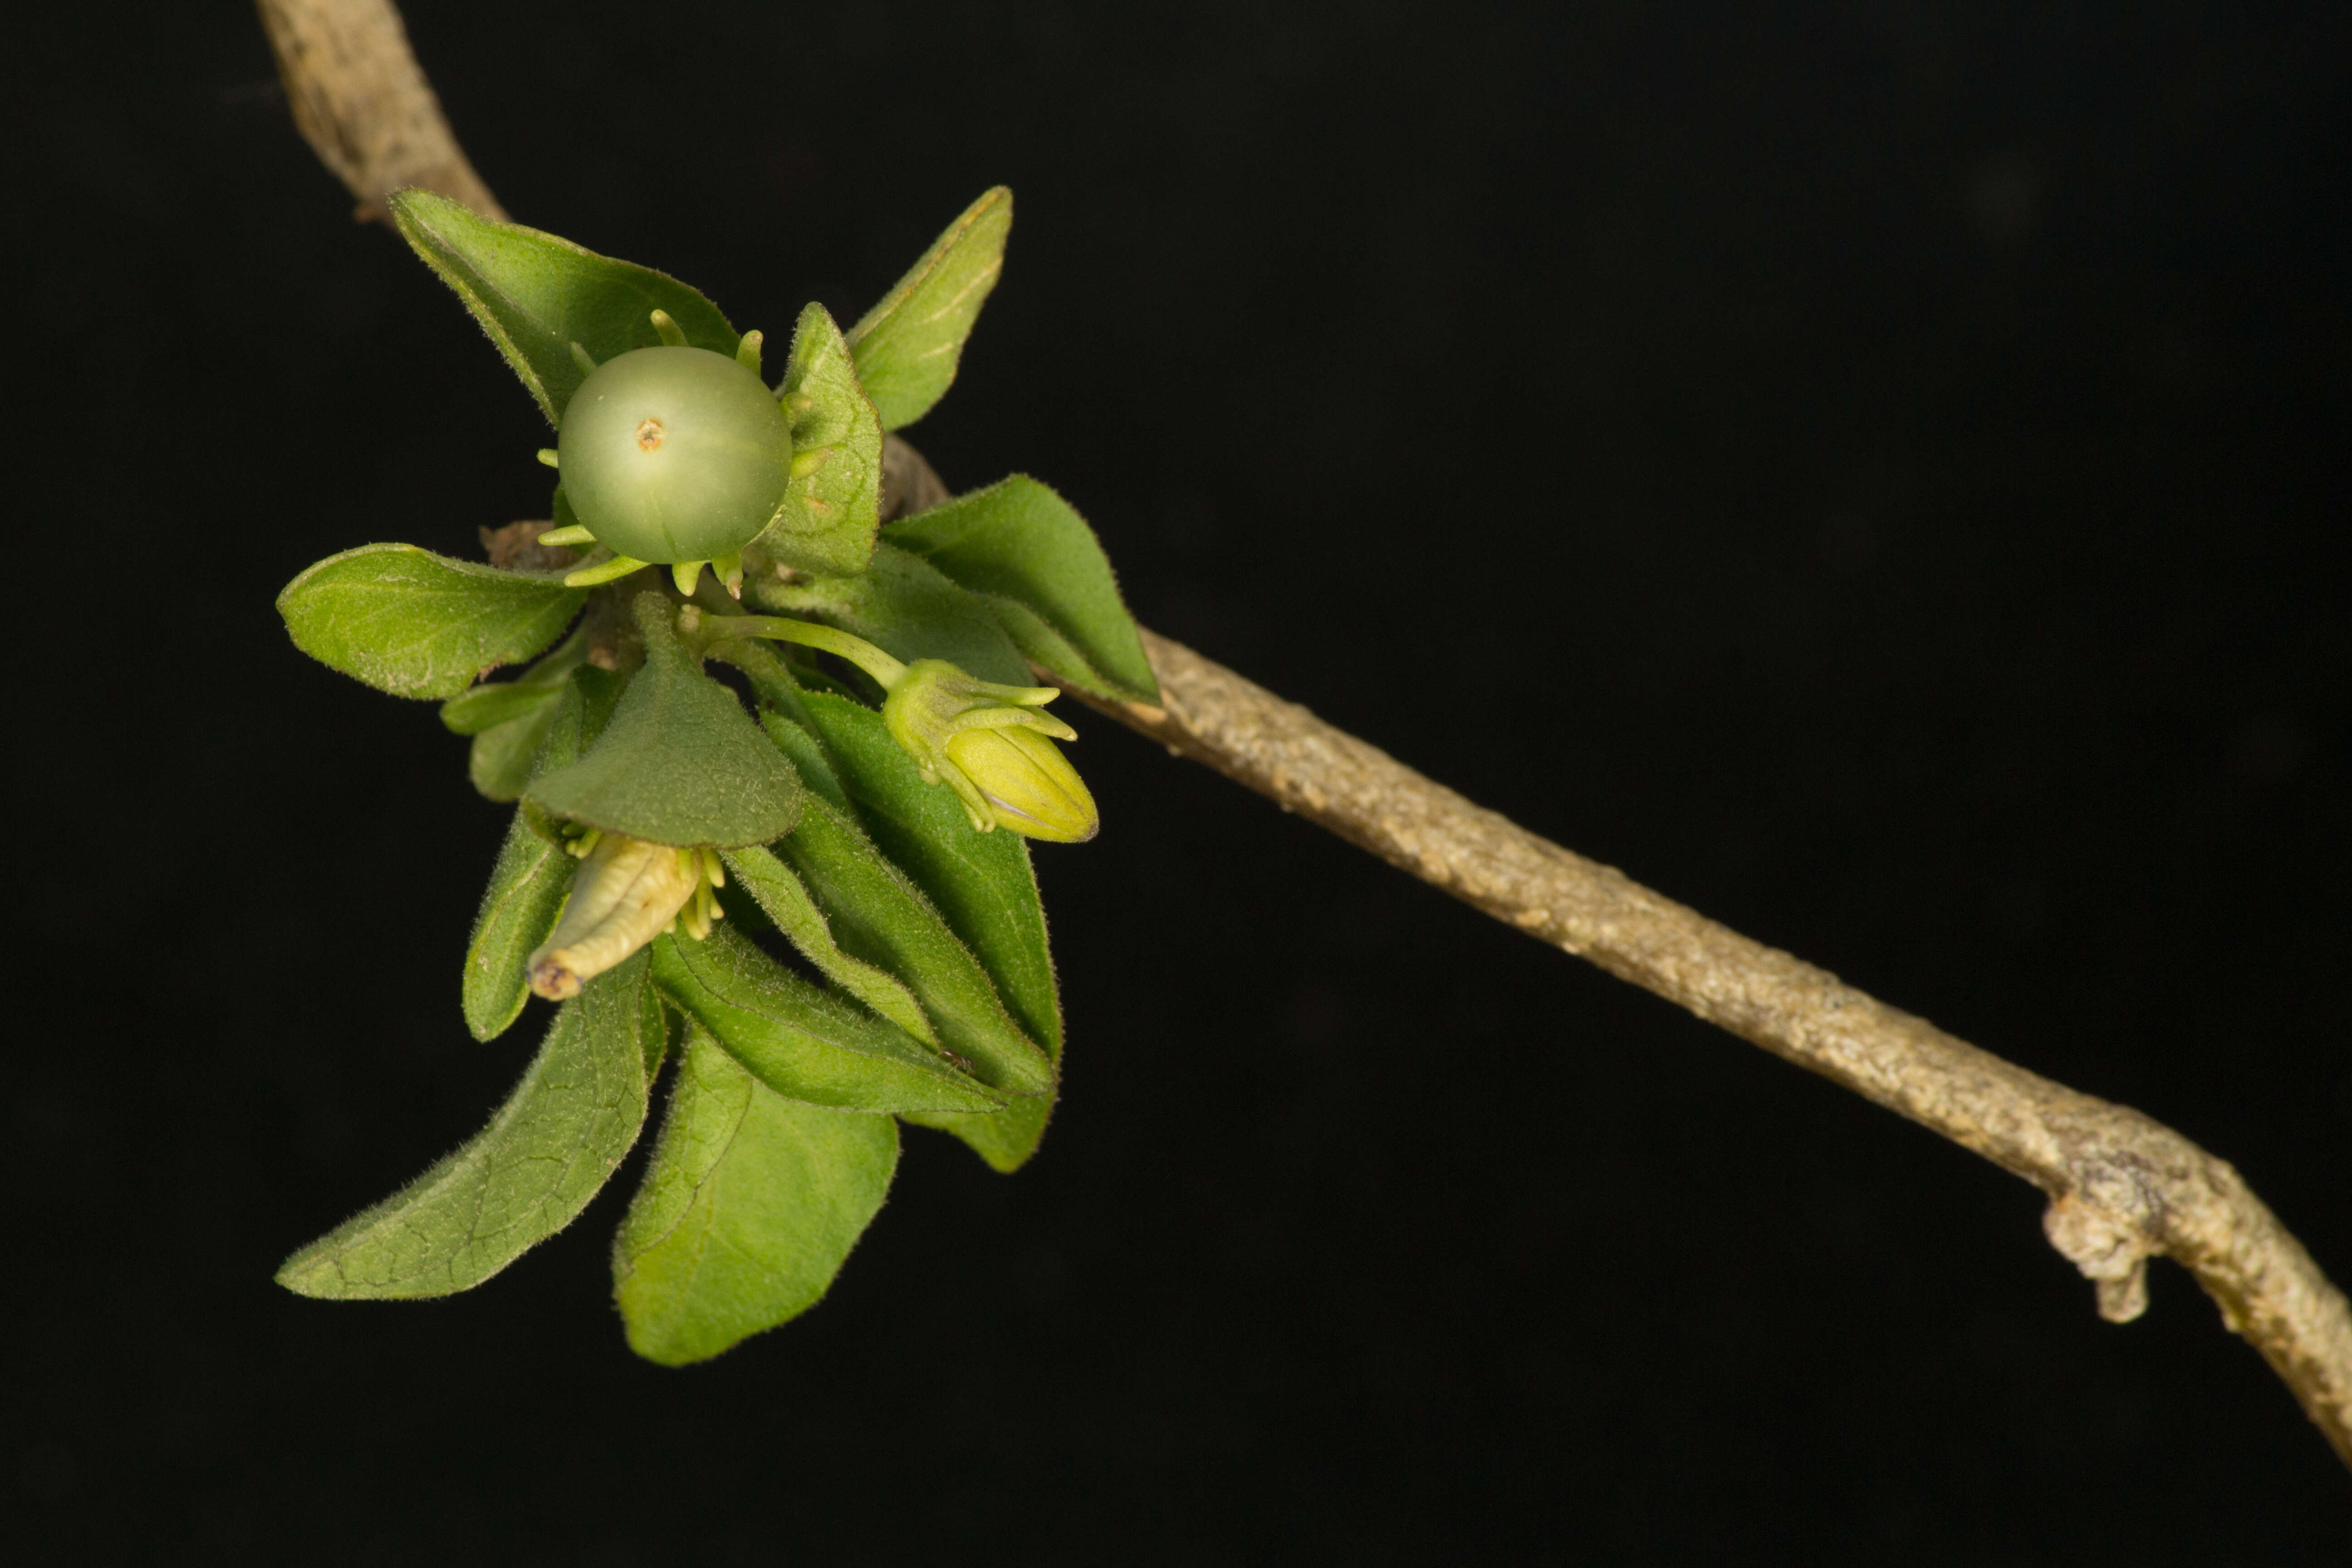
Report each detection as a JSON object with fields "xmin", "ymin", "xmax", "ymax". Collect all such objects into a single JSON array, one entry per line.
[
  {"xmin": 527, "ymin": 835, "xmax": 723, "ymax": 1000},
  {"xmin": 943, "ymin": 724, "xmax": 1099, "ymax": 843},
  {"xmin": 882, "ymin": 659, "xmax": 1098, "ymax": 842}
]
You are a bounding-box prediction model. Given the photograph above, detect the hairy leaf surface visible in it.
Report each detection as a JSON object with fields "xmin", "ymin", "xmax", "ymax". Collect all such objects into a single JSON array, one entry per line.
[
  {"xmin": 757, "ymin": 302, "xmax": 883, "ymax": 576},
  {"xmin": 462, "ymin": 814, "xmax": 575, "ymax": 1043},
  {"xmin": 799, "ymin": 693, "xmax": 1063, "ymax": 1170},
  {"xmin": 720, "ymin": 846, "xmax": 937, "ymax": 1045},
  {"xmin": 753, "ymin": 542, "xmax": 1032, "ymax": 687},
  {"xmin": 780, "ymin": 792, "xmax": 1052, "ymax": 1100},
  {"xmin": 528, "ymin": 594, "xmax": 802, "ymax": 847},
  {"xmin": 846, "ymin": 187, "xmax": 1011, "ymax": 431},
  {"xmin": 277, "ymin": 544, "xmax": 584, "ymax": 701},
  {"xmin": 276, "ymin": 953, "xmax": 660, "ymax": 1299},
  {"xmin": 450, "ymin": 627, "xmax": 592, "ymax": 801},
  {"xmin": 614, "ymin": 1024, "xmax": 897, "ymax": 1365},
  {"xmin": 650, "ymin": 926, "xmax": 1004, "ymax": 1114},
  {"xmin": 391, "ymin": 190, "xmax": 738, "ymax": 425},
  {"xmin": 886, "ymin": 475, "xmax": 1158, "ymax": 702}
]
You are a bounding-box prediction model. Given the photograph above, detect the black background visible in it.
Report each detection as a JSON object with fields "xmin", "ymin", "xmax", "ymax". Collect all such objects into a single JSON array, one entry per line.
[{"xmin": 11, "ymin": 0, "xmax": 2351, "ymax": 1559}]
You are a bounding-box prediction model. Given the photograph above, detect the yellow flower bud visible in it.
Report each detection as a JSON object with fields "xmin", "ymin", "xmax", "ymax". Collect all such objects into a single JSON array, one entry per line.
[
  {"xmin": 943, "ymin": 724, "xmax": 1100, "ymax": 843},
  {"xmin": 882, "ymin": 658, "xmax": 1099, "ymax": 841},
  {"xmin": 526, "ymin": 835, "xmax": 723, "ymax": 1000}
]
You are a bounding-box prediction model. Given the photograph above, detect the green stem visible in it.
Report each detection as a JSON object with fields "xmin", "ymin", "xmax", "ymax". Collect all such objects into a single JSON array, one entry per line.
[{"xmin": 693, "ymin": 612, "xmax": 907, "ymax": 688}]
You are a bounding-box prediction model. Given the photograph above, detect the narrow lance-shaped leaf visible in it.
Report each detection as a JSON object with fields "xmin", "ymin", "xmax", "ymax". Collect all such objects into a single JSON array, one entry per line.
[
  {"xmin": 461, "ymin": 667, "xmax": 616, "ymax": 1043},
  {"xmin": 780, "ymin": 786, "xmax": 1053, "ymax": 1099},
  {"xmin": 277, "ymin": 544, "xmax": 585, "ymax": 701},
  {"xmin": 799, "ymin": 692, "xmax": 1065, "ymax": 1171},
  {"xmin": 277, "ymin": 951, "xmax": 663, "ymax": 1300},
  {"xmin": 614, "ymin": 1023, "xmax": 899, "ymax": 1366},
  {"xmin": 720, "ymin": 845, "xmax": 938, "ymax": 1046},
  {"xmin": 650, "ymin": 925, "xmax": 1005, "ymax": 1115},
  {"xmin": 390, "ymin": 190, "xmax": 739, "ymax": 425},
  {"xmin": 761, "ymin": 711, "xmax": 850, "ymax": 815},
  {"xmin": 753, "ymin": 541, "xmax": 1034, "ymax": 688},
  {"xmin": 755, "ymin": 303, "xmax": 884, "ymax": 577},
  {"xmin": 886, "ymin": 475, "xmax": 1159, "ymax": 703},
  {"xmin": 462, "ymin": 815, "xmax": 575, "ymax": 1043},
  {"xmin": 528, "ymin": 593, "xmax": 803, "ymax": 848},
  {"xmin": 846, "ymin": 187, "xmax": 1011, "ymax": 431}
]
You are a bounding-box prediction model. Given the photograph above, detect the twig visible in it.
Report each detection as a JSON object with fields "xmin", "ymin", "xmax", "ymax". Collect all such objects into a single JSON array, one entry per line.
[
  {"xmin": 1056, "ymin": 627, "xmax": 2352, "ymax": 1470},
  {"xmin": 255, "ymin": 0, "xmax": 503, "ymax": 222},
  {"xmin": 256, "ymin": 0, "xmax": 2352, "ymax": 1474}
]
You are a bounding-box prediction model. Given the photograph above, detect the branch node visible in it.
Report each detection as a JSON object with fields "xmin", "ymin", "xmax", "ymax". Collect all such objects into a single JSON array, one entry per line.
[{"xmin": 2043, "ymin": 1193, "xmax": 2155, "ymax": 1324}]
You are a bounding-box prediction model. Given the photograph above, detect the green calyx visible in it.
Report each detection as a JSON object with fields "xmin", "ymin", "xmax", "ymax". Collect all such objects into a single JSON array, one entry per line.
[
  {"xmin": 554, "ymin": 343, "xmax": 791, "ymax": 569},
  {"xmin": 882, "ymin": 660, "xmax": 1097, "ymax": 843}
]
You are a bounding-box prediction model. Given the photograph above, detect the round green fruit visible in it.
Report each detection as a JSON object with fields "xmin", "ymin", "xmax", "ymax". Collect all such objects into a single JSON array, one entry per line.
[{"xmin": 556, "ymin": 346, "xmax": 791, "ymax": 564}]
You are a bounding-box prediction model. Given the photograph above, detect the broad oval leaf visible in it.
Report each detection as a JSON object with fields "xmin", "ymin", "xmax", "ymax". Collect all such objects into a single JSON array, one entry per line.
[
  {"xmin": 391, "ymin": 190, "xmax": 739, "ymax": 426},
  {"xmin": 846, "ymin": 187, "xmax": 1011, "ymax": 431},
  {"xmin": 278, "ymin": 544, "xmax": 586, "ymax": 701},
  {"xmin": 527, "ymin": 593, "xmax": 803, "ymax": 848},
  {"xmin": 276, "ymin": 952, "xmax": 661, "ymax": 1299},
  {"xmin": 752, "ymin": 542, "xmax": 1033, "ymax": 687},
  {"xmin": 649, "ymin": 926, "xmax": 1005, "ymax": 1114},
  {"xmin": 886, "ymin": 475, "xmax": 1158, "ymax": 703},
  {"xmin": 755, "ymin": 302, "xmax": 883, "ymax": 576},
  {"xmin": 613, "ymin": 1024, "xmax": 899, "ymax": 1366},
  {"xmin": 720, "ymin": 845, "xmax": 937, "ymax": 1045},
  {"xmin": 797, "ymin": 692, "xmax": 1064, "ymax": 1171},
  {"xmin": 780, "ymin": 784, "xmax": 1053, "ymax": 1099}
]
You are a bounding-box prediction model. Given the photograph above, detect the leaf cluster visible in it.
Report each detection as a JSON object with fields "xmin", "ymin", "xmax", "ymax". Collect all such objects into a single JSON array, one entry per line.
[{"xmin": 274, "ymin": 190, "xmax": 1153, "ymax": 1363}]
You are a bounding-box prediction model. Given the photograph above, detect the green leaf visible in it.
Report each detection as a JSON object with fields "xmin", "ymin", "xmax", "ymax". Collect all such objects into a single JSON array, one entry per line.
[
  {"xmin": 760, "ymin": 711, "xmax": 850, "ymax": 815},
  {"xmin": 752, "ymin": 542, "xmax": 1033, "ymax": 687},
  {"xmin": 276, "ymin": 952, "xmax": 661, "ymax": 1299},
  {"xmin": 720, "ymin": 846, "xmax": 938, "ymax": 1045},
  {"xmin": 390, "ymin": 190, "xmax": 739, "ymax": 426},
  {"xmin": 277, "ymin": 544, "xmax": 587, "ymax": 701},
  {"xmin": 799, "ymin": 692, "xmax": 1064, "ymax": 1171},
  {"xmin": 469, "ymin": 707, "xmax": 558, "ymax": 803},
  {"xmin": 847, "ymin": 187, "xmax": 1012, "ymax": 431},
  {"xmin": 650, "ymin": 926, "xmax": 1005, "ymax": 1114},
  {"xmin": 613, "ymin": 1024, "xmax": 898, "ymax": 1366},
  {"xmin": 708, "ymin": 636, "xmax": 815, "ymax": 731},
  {"xmin": 885, "ymin": 475, "xmax": 1159, "ymax": 703},
  {"xmin": 461, "ymin": 812, "xmax": 576, "ymax": 1043},
  {"xmin": 755, "ymin": 303, "xmax": 884, "ymax": 576},
  {"xmin": 528, "ymin": 593, "xmax": 802, "ymax": 848},
  {"xmin": 518, "ymin": 666, "xmax": 628, "ymax": 841},
  {"xmin": 448, "ymin": 627, "xmax": 593, "ymax": 799},
  {"xmin": 781, "ymin": 789, "xmax": 1054, "ymax": 1100},
  {"xmin": 465, "ymin": 658, "xmax": 620, "ymax": 1035},
  {"xmin": 705, "ymin": 640, "xmax": 855, "ymax": 814}
]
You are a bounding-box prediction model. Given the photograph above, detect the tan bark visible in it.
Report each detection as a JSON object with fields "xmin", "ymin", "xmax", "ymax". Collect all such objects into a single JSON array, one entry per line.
[
  {"xmin": 255, "ymin": 0, "xmax": 503, "ymax": 221},
  {"xmin": 1052, "ymin": 629, "xmax": 2352, "ymax": 1469}
]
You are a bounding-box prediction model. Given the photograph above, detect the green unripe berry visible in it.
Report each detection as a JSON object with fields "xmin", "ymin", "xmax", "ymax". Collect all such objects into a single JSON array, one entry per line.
[{"xmin": 556, "ymin": 347, "xmax": 791, "ymax": 564}]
